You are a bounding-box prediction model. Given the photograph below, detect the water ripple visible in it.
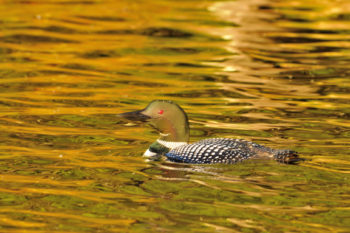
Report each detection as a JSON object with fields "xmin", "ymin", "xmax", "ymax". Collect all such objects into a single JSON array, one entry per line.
[{"xmin": 0, "ymin": 0, "xmax": 349, "ymax": 232}]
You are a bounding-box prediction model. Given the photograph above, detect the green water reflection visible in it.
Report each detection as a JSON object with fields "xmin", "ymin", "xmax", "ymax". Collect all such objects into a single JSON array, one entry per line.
[{"xmin": 0, "ymin": 0, "xmax": 349, "ymax": 232}]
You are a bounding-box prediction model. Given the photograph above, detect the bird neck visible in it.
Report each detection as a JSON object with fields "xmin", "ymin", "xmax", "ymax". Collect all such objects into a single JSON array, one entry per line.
[
  {"xmin": 156, "ymin": 117, "xmax": 190, "ymax": 143},
  {"xmin": 143, "ymin": 139, "xmax": 187, "ymax": 159},
  {"xmin": 156, "ymin": 139, "xmax": 187, "ymax": 150}
]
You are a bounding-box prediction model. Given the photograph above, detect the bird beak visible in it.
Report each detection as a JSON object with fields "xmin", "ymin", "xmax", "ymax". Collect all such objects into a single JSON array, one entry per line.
[{"xmin": 118, "ymin": 109, "xmax": 151, "ymax": 122}]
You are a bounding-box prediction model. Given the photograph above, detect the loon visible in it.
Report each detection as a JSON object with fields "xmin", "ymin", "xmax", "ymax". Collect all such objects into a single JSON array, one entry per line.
[{"xmin": 119, "ymin": 100, "xmax": 300, "ymax": 164}]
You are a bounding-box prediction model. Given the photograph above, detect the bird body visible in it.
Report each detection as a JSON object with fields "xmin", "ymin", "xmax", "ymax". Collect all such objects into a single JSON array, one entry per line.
[{"xmin": 119, "ymin": 100, "xmax": 300, "ymax": 164}]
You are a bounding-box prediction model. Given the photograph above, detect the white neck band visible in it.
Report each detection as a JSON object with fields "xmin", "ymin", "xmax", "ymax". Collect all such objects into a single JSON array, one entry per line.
[{"xmin": 156, "ymin": 139, "xmax": 187, "ymax": 150}]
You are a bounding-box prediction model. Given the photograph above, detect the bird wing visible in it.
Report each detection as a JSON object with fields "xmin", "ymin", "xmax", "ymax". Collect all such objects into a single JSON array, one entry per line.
[{"xmin": 165, "ymin": 140, "xmax": 256, "ymax": 164}]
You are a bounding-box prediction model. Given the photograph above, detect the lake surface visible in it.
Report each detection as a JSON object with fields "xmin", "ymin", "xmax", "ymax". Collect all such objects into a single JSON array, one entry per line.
[{"xmin": 0, "ymin": 0, "xmax": 349, "ymax": 232}]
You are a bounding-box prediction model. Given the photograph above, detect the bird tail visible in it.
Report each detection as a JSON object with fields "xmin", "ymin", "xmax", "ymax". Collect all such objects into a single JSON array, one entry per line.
[{"xmin": 273, "ymin": 150, "xmax": 304, "ymax": 164}]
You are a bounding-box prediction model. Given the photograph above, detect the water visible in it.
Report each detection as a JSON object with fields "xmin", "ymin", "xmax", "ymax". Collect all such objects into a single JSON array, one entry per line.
[{"xmin": 0, "ymin": 0, "xmax": 349, "ymax": 232}]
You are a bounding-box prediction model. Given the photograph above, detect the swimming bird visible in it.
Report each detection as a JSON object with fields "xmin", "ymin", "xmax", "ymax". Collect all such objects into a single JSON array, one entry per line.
[{"xmin": 119, "ymin": 100, "xmax": 300, "ymax": 164}]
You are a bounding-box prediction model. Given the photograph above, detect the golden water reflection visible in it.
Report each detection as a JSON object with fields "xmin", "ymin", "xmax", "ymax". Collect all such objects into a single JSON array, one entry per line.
[{"xmin": 0, "ymin": 0, "xmax": 349, "ymax": 232}]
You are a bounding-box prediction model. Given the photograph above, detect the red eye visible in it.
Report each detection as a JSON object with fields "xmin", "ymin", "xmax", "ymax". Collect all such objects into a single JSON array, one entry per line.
[{"xmin": 158, "ymin": 110, "xmax": 164, "ymax": 115}]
